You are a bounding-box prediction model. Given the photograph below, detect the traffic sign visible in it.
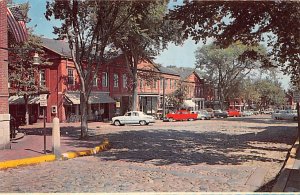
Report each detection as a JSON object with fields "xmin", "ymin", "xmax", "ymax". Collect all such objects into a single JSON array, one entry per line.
[
  {"xmin": 40, "ymin": 94, "xmax": 47, "ymax": 107},
  {"xmin": 294, "ymin": 91, "xmax": 300, "ymax": 103}
]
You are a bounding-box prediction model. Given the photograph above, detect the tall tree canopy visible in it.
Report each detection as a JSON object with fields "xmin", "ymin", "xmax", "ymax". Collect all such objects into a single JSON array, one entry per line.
[
  {"xmin": 45, "ymin": 0, "xmax": 165, "ymax": 138},
  {"xmin": 169, "ymin": 1, "xmax": 300, "ymax": 86},
  {"xmin": 112, "ymin": 1, "xmax": 182, "ymax": 111},
  {"xmin": 195, "ymin": 42, "xmax": 265, "ymax": 109}
]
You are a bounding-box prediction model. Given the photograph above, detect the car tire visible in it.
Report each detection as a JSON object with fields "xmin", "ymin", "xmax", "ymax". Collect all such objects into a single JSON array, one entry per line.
[
  {"xmin": 114, "ymin": 120, "xmax": 121, "ymax": 126},
  {"xmin": 294, "ymin": 117, "xmax": 298, "ymax": 121},
  {"xmin": 139, "ymin": 120, "xmax": 146, "ymax": 125}
]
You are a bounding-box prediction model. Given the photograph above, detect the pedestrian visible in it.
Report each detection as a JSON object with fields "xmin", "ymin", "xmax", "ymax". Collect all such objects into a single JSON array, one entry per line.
[{"xmin": 94, "ymin": 110, "xmax": 99, "ymax": 121}]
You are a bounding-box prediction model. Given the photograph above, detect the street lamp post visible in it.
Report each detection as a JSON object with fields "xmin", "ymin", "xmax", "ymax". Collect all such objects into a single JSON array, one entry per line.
[{"xmin": 34, "ymin": 52, "xmax": 47, "ymax": 154}]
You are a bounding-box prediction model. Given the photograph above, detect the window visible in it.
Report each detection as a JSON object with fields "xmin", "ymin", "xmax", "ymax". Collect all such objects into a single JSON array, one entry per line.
[
  {"xmin": 160, "ymin": 79, "xmax": 163, "ymax": 89},
  {"xmin": 67, "ymin": 68, "xmax": 74, "ymax": 85},
  {"xmin": 123, "ymin": 74, "xmax": 127, "ymax": 88},
  {"xmin": 140, "ymin": 80, "xmax": 143, "ymax": 89},
  {"xmin": 113, "ymin": 73, "xmax": 119, "ymax": 87},
  {"xmin": 93, "ymin": 74, "xmax": 98, "ymax": 87},
  {"xmin": 170, "ymin": 79, "xmax": 172, "ymax": 89},
  {"xmin": 153, "ymin": 80, "xmax": 157, "ymax": 89},
  {"xmin": 102, "ymin": 72, "xmax": 108, "ymax": 87},
  {"xmin": 40, "ymin": 69, "xmax": 46, "ymax": 86}
]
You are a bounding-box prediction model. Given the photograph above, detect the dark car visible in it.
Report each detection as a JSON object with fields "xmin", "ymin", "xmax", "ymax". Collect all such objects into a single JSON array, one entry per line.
[
  {"xmin": 213, "ymin": 110, "xmax": 228, "ymax": 118},
  {"xmin": 10, "ymin": 116, "xmax": 19, "ymax": 139}
]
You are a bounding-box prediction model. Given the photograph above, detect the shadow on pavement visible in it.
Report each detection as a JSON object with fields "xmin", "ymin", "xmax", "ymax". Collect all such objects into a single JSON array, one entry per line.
[
  {"xmin": 91, "ymin": 126, "xmax": 297, "ymax": 166},
  {"xmin": 224, "ymin": 116, "xmax": 297, "ymax": 125}
]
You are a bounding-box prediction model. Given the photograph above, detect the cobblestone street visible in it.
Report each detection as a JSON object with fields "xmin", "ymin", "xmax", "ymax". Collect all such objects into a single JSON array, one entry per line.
[{"xmin": 0, "ymin": 115, "xmax": 298, "ymax": 192}]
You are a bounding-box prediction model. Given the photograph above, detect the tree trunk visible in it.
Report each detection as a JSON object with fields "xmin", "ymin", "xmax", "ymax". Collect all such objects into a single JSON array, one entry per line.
[
  {"xmin": 24, "ymin": 95, "xmax": 29, "ymax": 125},
  {"xmin": 80, "ymin": 92, "xmax": 88, "ymax": 139},
  {"xmin": 131, "ymin": 55, "xmax": 138, "ymax": 111}
]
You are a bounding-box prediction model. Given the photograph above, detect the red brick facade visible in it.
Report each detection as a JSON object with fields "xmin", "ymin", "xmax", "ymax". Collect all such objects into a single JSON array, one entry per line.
[{"xmin": 0, "ymin": 0, "xmax": 9, "ymax": 114}]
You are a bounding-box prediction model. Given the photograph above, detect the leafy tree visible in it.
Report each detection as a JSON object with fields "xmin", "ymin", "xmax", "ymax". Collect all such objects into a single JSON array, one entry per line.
[
  {"xmin": 169, "ymin": 1, "xmax": 300, "ymax": 86},
  {"xmin": 7, "ymin": 2, "xmax": 46, "ymax": 125},
  {"xmin": 254, "ymin": 78, "xmax": 286, "ymax": 108},
  {"xmin": 8, "ymin": 33, "xmax": 46, "ymax": 125},
  {"xmin": 112, "ymin": 1, "xmax": 182, "ymax": 111},
  {"xmin": 195, "ymin": 42, "xmax": 264, "ymax": 109},
  {"xmin": 45, "ymin": 0, "xmax": 158, "ymax": 138},
  {"xmin": 167, "ymin": 81, "xmax": 188, "ymax": 110}
]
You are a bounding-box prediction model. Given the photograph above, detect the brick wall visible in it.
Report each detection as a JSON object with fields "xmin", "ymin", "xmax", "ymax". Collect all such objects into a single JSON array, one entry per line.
[{"xmin": 0, "ymin": 0, "xmax": 9, "ymax": 114}]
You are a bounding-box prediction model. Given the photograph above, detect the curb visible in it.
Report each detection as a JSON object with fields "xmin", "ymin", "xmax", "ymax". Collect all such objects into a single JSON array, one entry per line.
[
  {"xmin": 272, "ymin": 138, "xmax": 299, "ymax": 192},
  {"xmin": 0, "ymin": 138, "xmax": 110, "ymax": 170},
  {"xmin": 61, "ymin": 138, "xmax": 110, "ymax": 159}
]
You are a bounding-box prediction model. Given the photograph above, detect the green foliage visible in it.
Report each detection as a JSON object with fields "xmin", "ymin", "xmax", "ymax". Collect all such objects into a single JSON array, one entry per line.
[
  {"xmin": 239, "ymin": 78, "xmax": 286, "ymax": 109},
  {"xmin": 8, "ymin": 31, "xmax": 46, "ymax": 96},
  {"xmin": 195, "ymin": 42, "xmax": 265, "ymax": 106},
  {"xmin": 169, "ymin": 1, "xmax": 300, "ymax": 85},
  {"xmin": 167, "ymin": 81, "xmax": 188, "ymax": 110}
]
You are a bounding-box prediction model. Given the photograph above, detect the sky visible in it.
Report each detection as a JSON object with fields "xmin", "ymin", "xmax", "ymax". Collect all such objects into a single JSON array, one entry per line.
[{"xmin": 13, "ymin": 0, "xmax": 290, "ymax": 89}]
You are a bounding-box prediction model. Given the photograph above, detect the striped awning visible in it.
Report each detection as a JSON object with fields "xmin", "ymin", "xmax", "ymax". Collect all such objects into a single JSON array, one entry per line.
[
  {"xmin": 8, "ymin": 94, "xmax": 47, "ymax": 105},
  {"xmin": 7, "ymin": 7, "xmax": 28, "ymax": 43},
  {"xmin": 64, "ymin": 92, "xmax": 116, "ymax": 105}
]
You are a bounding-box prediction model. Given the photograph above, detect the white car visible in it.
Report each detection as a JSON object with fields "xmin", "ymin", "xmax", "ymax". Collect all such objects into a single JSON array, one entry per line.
[
  {"xmin": 111, "ymin": 111, "xmax": 155, "ymax": 126},
  {"xmin": 242, "ymin": 110, "xmax": 253, "ymax": 116},
  {"xmin": 272, "ymin": 110, "xmax": 298, "ymax": 120}
]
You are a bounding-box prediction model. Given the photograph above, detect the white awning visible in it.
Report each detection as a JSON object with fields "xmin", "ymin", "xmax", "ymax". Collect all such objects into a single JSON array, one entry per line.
[
  {"xmin": 183, "ymin": 100, "xmax": 197, "ymax": 108},
  {"xmin": 64, "ymin": 92, "xmax": 116, "ymax": 105},
  {"xmin": 8, "ymin": 94, "xmax": 47, "ymax": 105}
]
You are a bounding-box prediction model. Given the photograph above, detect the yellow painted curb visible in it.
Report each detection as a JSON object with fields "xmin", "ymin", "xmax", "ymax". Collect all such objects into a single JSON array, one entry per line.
[
  {"xmin": 0, "ymin": 138, "xmax": 110, "ymax": 170},
  {"xmin": 61, "ymin": 138, "xmax": 110, "ymax": 160},
  {"xmin": 0, "ymin": 155, "xmax": 56, "ymax": 170}
]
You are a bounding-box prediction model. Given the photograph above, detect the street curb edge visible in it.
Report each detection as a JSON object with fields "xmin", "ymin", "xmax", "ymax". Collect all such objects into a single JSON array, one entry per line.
[
  {"xmin": 272, "ymin": 138, "xmax": 299, "ymax": 192},
  {"xmin": 61, "ymin": 138, "xmax": 110, "ymax": 160},
  {"xmin": 0, "ymin": 138, "xmax": 110, "ymax": 170}
]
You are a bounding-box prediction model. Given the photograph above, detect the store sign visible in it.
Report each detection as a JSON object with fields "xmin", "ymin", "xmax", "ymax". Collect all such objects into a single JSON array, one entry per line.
[{"xmin": 116, "ymin": 101, "xmax": 120, "ymax": 108}]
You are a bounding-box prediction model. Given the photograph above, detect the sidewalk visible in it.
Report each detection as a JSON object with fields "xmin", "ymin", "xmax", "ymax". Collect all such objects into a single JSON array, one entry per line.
[
  {"xmin": 272, "ymin": 139, "xmax": 300, "ymax": 192},
  {"xmin": 0, "ymin": 121, "xmax": 110, "ymax": 162}
]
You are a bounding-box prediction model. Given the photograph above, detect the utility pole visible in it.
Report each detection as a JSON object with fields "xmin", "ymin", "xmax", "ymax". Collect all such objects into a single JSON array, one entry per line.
[
  {"xmin": 162, "ymin": 78, "xmax": 166, "ymax": 119},
  {"xmin": 294, "ymin": 90, "xmax": 300, "ymax": 143}
]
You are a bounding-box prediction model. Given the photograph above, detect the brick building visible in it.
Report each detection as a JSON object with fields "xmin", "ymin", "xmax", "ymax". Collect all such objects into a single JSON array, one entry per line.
[
  {"xmin": 8, "ymin": 37, "xmax": 212, "ymax": 123},
  {"xmin": 0, "ymin": 0, "xmax": 10, "ymax": 149}
]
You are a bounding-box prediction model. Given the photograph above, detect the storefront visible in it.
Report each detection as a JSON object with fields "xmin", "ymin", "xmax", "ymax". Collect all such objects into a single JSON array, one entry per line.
[
  {"xmin": 139, "ymin": 94, "xmax": 159, "ymax": 116},
  {"xmin": 64, "ymin": 91, "xmax": 115, "ymax": 122}
]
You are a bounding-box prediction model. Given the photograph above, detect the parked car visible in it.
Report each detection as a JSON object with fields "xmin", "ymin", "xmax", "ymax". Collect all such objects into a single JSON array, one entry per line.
[
  {"xmin": 242, "ymin": 110, "xmax": 253, "ymax": 116},
  {"xmin": 213, "ymin": 110, "xmax": 228, "ymax": 118},
  {"xmin": 166, "ymin": 110, "xmax": 198, "ymax": 121},
  {"xmin": 205, "ymin": 108, "xmax": 215, "ymax": 118},
  {"xmin": 191, "ymin": 110, "xmax": 211, "ymax": 120},
  {"xmin": 262, "ymin": 109, "xmax": 274, "ymax": 114},
  {"xmin": 227, "ymin": 109, "xmax": 241, "ymax": 117},
  {"xmin": 272, "ymin": 110, "xmax": 286, "ymax": 120},
  {"xmin": 272, "ymin": 110, "xmax": 298, "ymax": 120},
  {"xmin": 111, "ymin": 111, "xmax": 155, "ymax": 126},
  {"xmin": 250, "ymin": 109, "xmax": 260, "ymax": 115}
]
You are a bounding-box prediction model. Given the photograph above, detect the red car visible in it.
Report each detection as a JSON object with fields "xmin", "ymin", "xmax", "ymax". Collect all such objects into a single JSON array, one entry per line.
[
  {"xmin": 227, "ymin": 109, "xmax": 241, "ymax": 117},
  {"xmin": 166, "ymin": 110, "xmax": 198, "ymax": 121}
]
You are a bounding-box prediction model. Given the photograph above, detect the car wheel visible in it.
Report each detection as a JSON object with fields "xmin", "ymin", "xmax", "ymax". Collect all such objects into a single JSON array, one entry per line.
[
  {"xmin": 294, "ymin": 117, "xmax": 298, "ymax": 121},
  {"xmin": 169, "ymin": 118, "xmax": 174, "ymax": 122},
  {"xmin": 139, "ymin": 120, "xmax": 146, "ymax": 125},
  {"xmin": 114, "ymin": 120, "xmax": 121, "ymax": 126}
]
